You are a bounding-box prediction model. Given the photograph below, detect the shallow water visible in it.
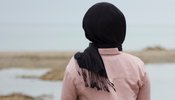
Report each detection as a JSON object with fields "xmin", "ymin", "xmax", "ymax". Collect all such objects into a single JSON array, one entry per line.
[
  {"xmin": 0, "ymin": 64, "xmax": 175, "ymax": 100},
  {"xmin": 146, "ymin": 63, "xmax": 175, "ymax": 100},
  {"xmin": 0, "ymin": 68, "xmax": 62, "ymax": 100}
]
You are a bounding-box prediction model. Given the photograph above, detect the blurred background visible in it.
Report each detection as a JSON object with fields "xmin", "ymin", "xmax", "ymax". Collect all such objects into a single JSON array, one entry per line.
[{"xmin": 0, "ymin": 0, "xmax": 175, "ymax": 100}]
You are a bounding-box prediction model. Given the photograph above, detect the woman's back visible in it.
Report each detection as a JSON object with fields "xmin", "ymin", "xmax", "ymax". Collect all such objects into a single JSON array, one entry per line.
[
  {"xmin": 61, "ymin": 48, "xmax": 150, "ymax": 100},
  {"xmin": 61, "ymin": 2, "xmax": 150, "ymax": 100}
]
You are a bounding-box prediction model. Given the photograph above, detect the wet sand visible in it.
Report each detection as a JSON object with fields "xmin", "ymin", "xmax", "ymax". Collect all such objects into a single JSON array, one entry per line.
[{"xmin": 0, "ymin": 93, "xmax": 34, "ymax": 100}]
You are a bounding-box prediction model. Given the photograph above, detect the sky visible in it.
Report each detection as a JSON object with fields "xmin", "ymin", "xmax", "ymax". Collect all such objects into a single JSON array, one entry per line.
[
  {"xmin": 0, "ymin": 0, "xmax": 175, "ymax": 51},
  {"xmin": 0, "ymin": 0, "xmax": 175, "ymax": 25}
]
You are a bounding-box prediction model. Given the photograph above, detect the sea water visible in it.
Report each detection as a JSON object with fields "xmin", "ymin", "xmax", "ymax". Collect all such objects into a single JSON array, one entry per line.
[
  {"xmin": 0, "ymin": 24, "xmax": 175, "ymax": 51},
  {"xmin": 147, "ymin": 63, "xmax": 175, "ymax": 100},
  {"xmin": 0, "ymin": 64, "xmax": 175, "ymax": 100},
  {"xmin": 0, "ymin": 68, "xmax": 62, "ymax": 100}
]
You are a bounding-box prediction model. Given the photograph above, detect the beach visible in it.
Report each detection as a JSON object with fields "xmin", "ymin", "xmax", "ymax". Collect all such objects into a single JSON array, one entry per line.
[
  {"xmin": 0, "ymin": 47, "xmax": 175, "ymax": 81},
  {"xmin": 0, "ymin": 47, "xmax": 175, "ymax": 100}
]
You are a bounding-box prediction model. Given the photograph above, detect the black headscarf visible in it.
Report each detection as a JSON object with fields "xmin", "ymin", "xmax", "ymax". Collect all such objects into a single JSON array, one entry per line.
[{"xmin": 74, "ymin": 2, "xmax": 126, "ymax": 92}]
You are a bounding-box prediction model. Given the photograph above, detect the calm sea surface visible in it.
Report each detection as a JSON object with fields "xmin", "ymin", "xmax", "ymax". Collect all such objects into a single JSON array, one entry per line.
[
  {"xmin": 0, "ymin": 64, "xmax": 175, "ymax": 100},
  {"xmin": 0, "ymin": 24, "xmax": 175, "ymax": 51}
]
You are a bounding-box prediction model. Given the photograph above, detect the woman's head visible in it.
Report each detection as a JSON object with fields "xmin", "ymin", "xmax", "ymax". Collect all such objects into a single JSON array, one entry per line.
[{"xmin": 83, "ymin": 2, "xmax": 126, "ymax": 50}]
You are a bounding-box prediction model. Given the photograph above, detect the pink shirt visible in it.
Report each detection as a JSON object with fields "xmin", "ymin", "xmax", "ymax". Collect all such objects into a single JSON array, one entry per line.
[{"xmin": 61, "ymin": 48, "xmax": 150, "ymax": 100}]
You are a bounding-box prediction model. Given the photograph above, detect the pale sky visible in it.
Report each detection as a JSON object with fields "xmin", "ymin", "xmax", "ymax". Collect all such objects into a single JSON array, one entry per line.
[
  {"xmin": 0, "ymin": 0, "xmax": 175, "ymax": 51},
  {"xmin": 0, "ymin": 0, "xmax": 175, "ymax": 25}
]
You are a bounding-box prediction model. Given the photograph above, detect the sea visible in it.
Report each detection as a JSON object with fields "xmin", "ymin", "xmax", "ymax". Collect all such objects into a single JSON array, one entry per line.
[{"xmin": 0, "ymin": 24, "xmax": 175, "ymax": 51}]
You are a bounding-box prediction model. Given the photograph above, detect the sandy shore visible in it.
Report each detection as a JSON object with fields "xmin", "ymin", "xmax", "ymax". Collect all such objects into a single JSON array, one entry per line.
[
  {"xmin": 0, "ymin": 93, "xmax": 53, "ymax": 100},
  {"xmin": 0, "ymin": 47, "xmax": 175, "ymax": 81},
  {"xmin": 0, "ymin": 93, "xmax": 34, "ymax": 100}
]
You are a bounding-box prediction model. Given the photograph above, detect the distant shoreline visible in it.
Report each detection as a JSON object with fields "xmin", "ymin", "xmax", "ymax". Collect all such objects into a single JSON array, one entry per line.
[{"xmin": 0, "ymin": 47, "xmax": 175, "ymax": 81}]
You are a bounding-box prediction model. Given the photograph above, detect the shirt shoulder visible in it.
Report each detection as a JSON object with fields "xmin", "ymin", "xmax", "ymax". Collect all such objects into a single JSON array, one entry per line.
[
  {"xmin": 120, "ymin": 52, "xmax": 146, "ymax": 75},
  {"xmin": 64, "ymin": 57, "xmax": 79, "ymax": 79},
  {"xmin": 121, "ymin": 52, "xmax": 144, "ymax": 65}
]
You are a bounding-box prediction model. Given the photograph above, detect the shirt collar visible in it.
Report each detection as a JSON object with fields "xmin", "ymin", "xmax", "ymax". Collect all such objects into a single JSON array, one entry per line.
[{"xmin": 98, "ymin": 48, "xmax": 120, "ymax": 55}]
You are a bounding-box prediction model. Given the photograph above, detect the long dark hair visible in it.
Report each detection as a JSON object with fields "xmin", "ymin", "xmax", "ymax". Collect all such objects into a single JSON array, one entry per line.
[{"xmin": 74, "ymin": 2, "xmax": 126, "ymax": 92}]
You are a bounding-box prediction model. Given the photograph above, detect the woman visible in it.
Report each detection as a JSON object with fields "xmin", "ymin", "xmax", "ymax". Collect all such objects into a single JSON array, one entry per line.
[{"xmin": 61, "ymin": 2, "xmax": 150, "ymax": 100}]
